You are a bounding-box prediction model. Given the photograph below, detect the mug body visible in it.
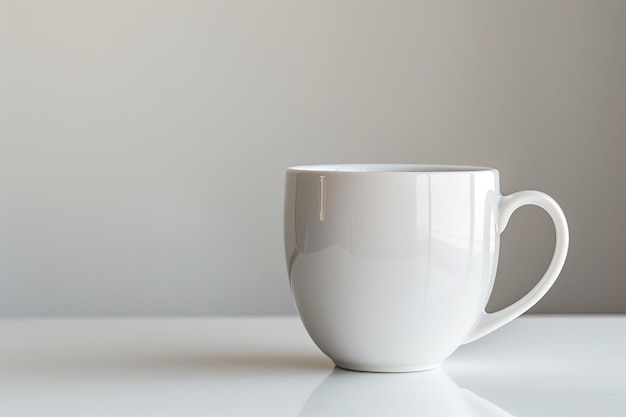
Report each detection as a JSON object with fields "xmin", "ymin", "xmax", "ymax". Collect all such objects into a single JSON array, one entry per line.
[{"xmin": 285, "ymin": 164, "xmax": 501, "ymax": 372}]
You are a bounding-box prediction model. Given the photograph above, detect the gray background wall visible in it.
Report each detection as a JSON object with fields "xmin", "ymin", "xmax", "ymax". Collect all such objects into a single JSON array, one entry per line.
[{"xmin": 1, "ymin": 0, "xmax": 624, "ymax": 316}]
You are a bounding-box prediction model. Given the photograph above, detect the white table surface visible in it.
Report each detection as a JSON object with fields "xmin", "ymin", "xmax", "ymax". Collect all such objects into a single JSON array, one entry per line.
[{"xmin": 0, "ymin": 315, "xmax": 624, "ymax": 417}]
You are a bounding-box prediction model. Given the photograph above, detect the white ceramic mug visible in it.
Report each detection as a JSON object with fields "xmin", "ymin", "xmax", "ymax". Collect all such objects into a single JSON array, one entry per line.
[{"xmin": 284, "ymin": 164, "xmax": 569, "ymax": 372}]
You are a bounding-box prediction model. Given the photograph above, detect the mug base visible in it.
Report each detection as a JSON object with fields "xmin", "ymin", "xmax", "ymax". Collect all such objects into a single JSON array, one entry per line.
[{"xmin": 333, "ymin": 360, "xmax": 442, "ymax": 373}]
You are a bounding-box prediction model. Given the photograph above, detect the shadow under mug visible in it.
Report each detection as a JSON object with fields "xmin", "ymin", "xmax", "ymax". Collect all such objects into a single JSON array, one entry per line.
[
  {"xmin": 284, "ymin": 164, "xmax": 568, "ymax": 372},
  {"xmin": 299, "ymin": 367, "xmax": 513, "ymax": 417}
]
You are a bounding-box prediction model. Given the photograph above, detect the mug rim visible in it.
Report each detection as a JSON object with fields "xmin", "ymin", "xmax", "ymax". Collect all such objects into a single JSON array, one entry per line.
[{"xmin": 287, "ymin": 163, "xmax": 496, "ymax": 173}]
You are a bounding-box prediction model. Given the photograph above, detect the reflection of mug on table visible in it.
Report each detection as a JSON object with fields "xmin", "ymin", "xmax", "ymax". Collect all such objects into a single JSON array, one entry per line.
[
  {"xmin": 285, "ymin": 164, "xmax": 568, "ymax": 372},
  {"xmin": 299, "ymin": 368, "xmax": 514, "ymax": 417}
]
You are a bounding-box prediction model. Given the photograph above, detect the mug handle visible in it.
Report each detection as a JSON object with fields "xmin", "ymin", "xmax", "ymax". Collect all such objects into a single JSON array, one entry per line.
[{"xmin": 465, "ymin": 190, "xmax": 569, "ymax": 343}]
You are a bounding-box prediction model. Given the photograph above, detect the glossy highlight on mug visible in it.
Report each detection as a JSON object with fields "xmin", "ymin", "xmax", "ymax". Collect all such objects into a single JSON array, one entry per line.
[{"xmin": 285, "ymin": 164, "xmax": 568, "ymax": 372}]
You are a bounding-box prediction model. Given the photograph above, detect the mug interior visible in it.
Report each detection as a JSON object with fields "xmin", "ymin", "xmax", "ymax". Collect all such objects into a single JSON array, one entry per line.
[{"xmin": 288, "ymin": 164, "xmax": 494, "ymax": 173}]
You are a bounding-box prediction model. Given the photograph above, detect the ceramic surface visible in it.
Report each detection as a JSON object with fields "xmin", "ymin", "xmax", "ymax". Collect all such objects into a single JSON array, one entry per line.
[{"xmin": 284, "ymin": 164, "xmax": 569, "ymax": 372}]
